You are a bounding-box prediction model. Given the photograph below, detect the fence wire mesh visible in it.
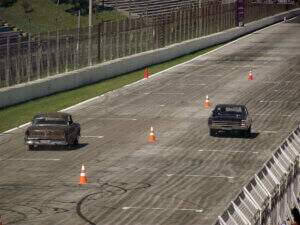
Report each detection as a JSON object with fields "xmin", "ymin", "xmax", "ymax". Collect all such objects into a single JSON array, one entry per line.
[{"xmin": 0, "ymin": 0, "xmax": 297, "ymax": 88}]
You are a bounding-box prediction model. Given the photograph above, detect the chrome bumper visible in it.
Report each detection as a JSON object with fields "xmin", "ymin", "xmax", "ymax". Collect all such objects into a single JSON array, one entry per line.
[
  {"xmin": 209, "ymin": 124, "xmax": 249, "ymax": 131},
  {"xmin": 25, "ymin": 139, "xmax": 68, "ymax": 146}
]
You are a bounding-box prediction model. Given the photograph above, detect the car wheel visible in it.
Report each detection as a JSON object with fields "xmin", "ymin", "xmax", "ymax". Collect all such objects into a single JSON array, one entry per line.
[
  {"xmin": 28, "ymin": 145, "xmax": 34, "ymax": 151},
  {"xmin": 210, "ymin": 129, "xmax": 216, "ymax": 136},
  {"xmin": 247, "ymin": 126, "xmax": 252, "ymax": 137},
  {"xmin": 243, "ymin": 127, "xmax": 251, "ymax": 137},
  {"xmin": 73, "ymin": 136, "xmax": 79, "ymax": 146}
]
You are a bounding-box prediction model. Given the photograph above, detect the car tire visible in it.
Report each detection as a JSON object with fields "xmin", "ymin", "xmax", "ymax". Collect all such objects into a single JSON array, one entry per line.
[
  {"xmin": 73, "ymin": 136, "xmax": 79, "ymax": 146},
  {"xmin": 243, "ymin": 127, "xmax": 251, "ymax": 137},
  {"xmin": 210, "ymin": 129, "xmax": 217, "ymax": 136},
  {"xmin": 247, "ymin": 126, "xmax": 252, "ymax": 137},
  {"xmin": 28, "ymin": 145, "xmax": 34, "ymax": 151}
]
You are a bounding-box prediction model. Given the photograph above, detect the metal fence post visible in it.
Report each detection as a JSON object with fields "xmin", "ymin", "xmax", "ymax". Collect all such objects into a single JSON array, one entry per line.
[
  {"xmin": 110, "ymin": 21, "xmax": 113, "ymax": 60},
  {"xmin": 27, "ymin": 34, "xmax": 32, "ymax": 82},
  {"xmin": 5, "ymin": 36, "xmax": 10, "ymax": 87},
  {"xmin": 56, "ymin": 30, "xmax": 59, "ymax": 74},
  {"xmin": 16, "ymin": 35, "xmax": 21, "ymax": 84},
  {"xmin": 37, "ymin": 33, "xmax": 41, "ymax": 79},
  {"xmin": 65, "ymin": 35, "xmax": 69, "ymax": 72},
  {"xmin": 116, "ymin": 20, "xmax": 120, "ymax": 58},
  {"xmin": 47, "ymin": 32, "xmax": 50, "ymax": 76},
  {"xmin": 103, "ymin": 22, "xmax": 107, "ymax": 61}
]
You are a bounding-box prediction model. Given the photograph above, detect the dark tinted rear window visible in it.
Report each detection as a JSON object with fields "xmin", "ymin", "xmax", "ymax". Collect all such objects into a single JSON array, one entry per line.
[
  {"xmin": 33, "ymin": 116, "xmax": 67, "ymax": 125},
  {"xmin": 214, "ymin": 106, "xmax": 244, "ymax": 116}
]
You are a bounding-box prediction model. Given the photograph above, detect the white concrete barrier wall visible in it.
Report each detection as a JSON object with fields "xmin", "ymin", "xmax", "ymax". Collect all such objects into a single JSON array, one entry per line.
[{"xmin": 1, "ymin": 8, "xmax": 300, "ymax": 108}]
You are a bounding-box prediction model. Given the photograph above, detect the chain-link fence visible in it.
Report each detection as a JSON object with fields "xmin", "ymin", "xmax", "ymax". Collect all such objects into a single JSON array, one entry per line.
[{"xmin": 0, "ymin": 0, "xmax": 297, "ymax": 88}]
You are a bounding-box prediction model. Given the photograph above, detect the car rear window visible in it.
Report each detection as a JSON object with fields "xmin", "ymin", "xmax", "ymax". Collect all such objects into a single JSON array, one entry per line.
[
  {"xmin": 33, "ymin": 117, "xmax": 67, "ymax": 125},
  {"xmin": 214, "ymin": 106, "xmax": 244, "ymax": 116}
]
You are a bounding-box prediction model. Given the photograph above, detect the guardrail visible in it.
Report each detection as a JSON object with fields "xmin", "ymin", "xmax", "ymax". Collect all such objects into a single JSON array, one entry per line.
[{"xmin": 214, "ymin": 125, "xmax": 300, "ymax": 225}]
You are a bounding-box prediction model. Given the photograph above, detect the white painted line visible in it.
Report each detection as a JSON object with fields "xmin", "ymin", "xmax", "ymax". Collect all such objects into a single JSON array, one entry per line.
[
  {"xmin": 252, "ymin": 113, "xmax": 292, "ymax": 117},
  {"xmin": 195, "ymin": 75, "xmax": 222, "ymax": 77},
  {"xmin": 255, "ymin": 130, "xmax": 290, "ymax": 134},
  {"xmin": 166, "ymin": 174, "xmax": 234, "ymax": 179},
  {"xmin": 180, "ymin": 83, "xmax": 207, "ymax": 86},
  {"xmin": 259, "ymin": 100, "xmax": 300, "ymax": 104},
  {"xmin": 61, "ymin": 96, "xmax": 100, "ymax": 112},
  {"xmin": 87, "ymin": 117, "xmax": 138, "ymax": 121},
  {"xmin": 258, "ymin": 130, "xmax": 279, "ymax": 134},
  {"xmin": 2, "ymin": 19, "xmax": 287, "ymax": 135},
  {"xmin": 122, "ymin": 206, "xmax": 203, "ymax": 213},
  {"xmin": 198, "ymin": 149, "xmax": 259, "ymax": 154},
  {"xmin": 185, "ymin": 174, "xmax": 235, "ymax": 179},
  {"xmin": 145, "ymin": 92, "xmax": 185, "ymax": 95},
  {"xmin": 2, "ymin": 158, "xmax": 61, "ymax": 161},
  {"xmin": 262, "ymin": 81, "xmax": 280, "ymax": 84},
  {"xmin": 3, "ymin": 122, "xmax": 31, "ymax": 134},
  {"xmin": 81, "ymin": 135, "xmax": 104, "ymax": 139}
]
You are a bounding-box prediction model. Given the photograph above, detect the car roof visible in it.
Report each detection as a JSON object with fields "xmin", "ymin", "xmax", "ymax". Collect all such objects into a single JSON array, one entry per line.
[{"xmin": 35, "ymin": 112, "xmax": 71, "ymax": 118}]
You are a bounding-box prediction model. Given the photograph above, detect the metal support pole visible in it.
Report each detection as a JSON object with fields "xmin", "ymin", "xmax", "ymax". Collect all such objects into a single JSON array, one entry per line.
[
  {"xmin": 5, "ymin": 36, "xmax": 10, "ymax": 87},
  {"xmin": 27, "ymin": 34, "xmax": 32, "ymax": 82},
  {"xmin": 56, "ymin": 30, "xmax": 59, "ymax": 74},
  {"xmin": 37, "ymin": 33, "xmax": 41, "ymax": 79},
  {"xmin": 88, "ymin": 0, "xmax": 92, "ymax": 66},
  {"xmin": 16, "ymin": 35, "xmax": 21, "ymax": 84},
  {"xmin": 65, "ymin": 36, "xmax": 69, "ymax": 72},
  {"xmin": 103, "ymin": 22, "xmax": 107, "ymax": 61},
  {"xmin": 47, "ymin": 32, "xmax": 50, "ymax": 76},
  {"xmin": 77, "ymin": 10, "xmax": 81, "ymax": 69},
  {"xmin": 116, "ymin": 20, "xmax": 120, "ymax": 58},
  {"xmin": 109, "ymin": 21, "xmax": 113, "ymax": 60}
]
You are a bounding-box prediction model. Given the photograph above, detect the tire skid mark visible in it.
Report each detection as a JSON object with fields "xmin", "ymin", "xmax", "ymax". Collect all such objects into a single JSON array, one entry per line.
[
  {"xmin": 0, "ymin": 207, "xmax": 27, "ymax": 225},
  {"xmin": 76, "ymin": 181, "xmax": 152, "ymax": 224}
]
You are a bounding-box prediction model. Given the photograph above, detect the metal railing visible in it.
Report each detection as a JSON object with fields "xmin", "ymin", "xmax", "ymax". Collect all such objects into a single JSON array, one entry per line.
[
  {"xmin": 0, "ymin": 1, "xmax": 297, "ymax": 89},
  {"xmin": 215, "ymin": 125, "xmax": 300, "ymax": 225}
]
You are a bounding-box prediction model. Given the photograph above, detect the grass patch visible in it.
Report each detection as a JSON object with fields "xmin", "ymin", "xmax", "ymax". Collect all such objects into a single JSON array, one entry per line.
[
  {"xmin": 0, "ymin": 44, "xmax": 221, "ymax": 133},
  {"xmin": 0, "ymin": 0, "xmax": 126, "ymax": 33}
]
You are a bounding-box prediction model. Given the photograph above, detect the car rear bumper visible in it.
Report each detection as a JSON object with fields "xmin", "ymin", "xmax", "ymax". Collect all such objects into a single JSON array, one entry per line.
[
  {"xmin": 25, "ymin": 139, "xmax": 68, "ymax": 146},
  {"xmin": 209, "ymin": 124, "xmax": 249, "ymax": 131}
]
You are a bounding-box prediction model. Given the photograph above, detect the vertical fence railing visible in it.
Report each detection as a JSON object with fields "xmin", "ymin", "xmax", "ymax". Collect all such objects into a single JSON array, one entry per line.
[
  {"xmin": 0, "ymin": 1, "xmax": 297, "ymax": 89},
  {"xmin": 214, "ymin": 125, "xmax": 300, "ymax": 225}
]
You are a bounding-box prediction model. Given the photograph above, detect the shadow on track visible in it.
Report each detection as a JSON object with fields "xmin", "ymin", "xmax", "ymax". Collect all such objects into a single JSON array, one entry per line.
[
  {"xmin": 28, "ymin": 143, "xmax": 89, "ymax": 151},
  {"xmin": 211, "ymin": 131, "xmax": 259, "ymax": 139}
]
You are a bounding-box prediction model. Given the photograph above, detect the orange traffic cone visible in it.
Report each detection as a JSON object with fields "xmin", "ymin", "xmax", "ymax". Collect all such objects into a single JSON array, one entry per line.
[
  {"xmin": 148, "ymin": 126, "xmax": 156, "ymax": 143},
  {"xmin": 79, "ymin": 164, "xmax": 87, "ymax": 185},
  {"xmin": 247, "ymin": 70, "xmax": 253, "ymax": 80},
  {"xmin": 144, "ymin": 68, "xmax": 150, "ymax": 79},
  {"xmin": 204, "ymin": 95, "xmax": 211, "ymax": 108}
]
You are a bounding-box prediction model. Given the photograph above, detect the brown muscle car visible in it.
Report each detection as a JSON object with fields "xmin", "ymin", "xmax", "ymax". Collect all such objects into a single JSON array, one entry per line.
[{"xmin": 25, "ymin": 112, "xmax": 81, "ymax": 150}]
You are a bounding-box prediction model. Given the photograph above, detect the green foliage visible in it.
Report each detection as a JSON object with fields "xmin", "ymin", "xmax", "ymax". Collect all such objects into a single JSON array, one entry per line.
[{"xmin": 0, "ymin": 0, "xmax": 17, "ymax": 7}]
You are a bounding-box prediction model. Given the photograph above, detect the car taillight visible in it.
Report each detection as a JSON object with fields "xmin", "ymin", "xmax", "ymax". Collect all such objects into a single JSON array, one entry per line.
[{"xmin": 241, "ymin": 120, "xmax": 246, "ymax": 126}]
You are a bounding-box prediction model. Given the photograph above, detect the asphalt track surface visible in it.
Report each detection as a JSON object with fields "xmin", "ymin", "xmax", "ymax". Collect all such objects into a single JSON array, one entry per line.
[{"xmin": 0, "ymin": 17, "xmax": 300, "ymax": 225}]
